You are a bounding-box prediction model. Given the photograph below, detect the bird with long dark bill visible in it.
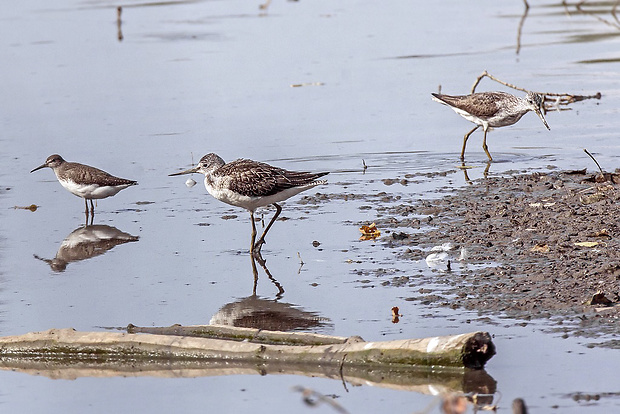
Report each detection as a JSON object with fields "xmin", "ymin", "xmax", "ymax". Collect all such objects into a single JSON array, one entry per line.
[
  {"xmin": 31, "ymin": 154, "xmax": 137, "ymax": 218},
  {"xmin": 169, "ymin": 153, "xmax": 328, "ymax": 254},
  {"xmin": 431, "ymin": 91, "xmax": 550, "ymax": 161}
]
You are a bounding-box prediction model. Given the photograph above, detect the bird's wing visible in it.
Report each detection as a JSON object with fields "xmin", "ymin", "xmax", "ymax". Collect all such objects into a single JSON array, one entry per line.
[
  {"xmin": 435, "ymin": 93, "xmax": 503, "ymax": 118},
  {"xmin": 220, "ymin": 159, "xmax": 326, "ymax": 197},
  {"xmin": 64, "ymin": 163, "xmax": 136, "ymax": 186}
]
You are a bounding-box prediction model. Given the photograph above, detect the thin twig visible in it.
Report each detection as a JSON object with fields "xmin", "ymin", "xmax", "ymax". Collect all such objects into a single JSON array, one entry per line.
[
  {"xmin": 516, "ymin": 0, "xmax": 530, "ymax": 54},
  {"xmin": 116, "ymin": 6, "xmax": 123, "ymax": 42},
  {"xmin": 563, "ymin": 0, "xmax": 572, "ymax": 17},
  {"xmin": 471, "ymin": 71, "xmax": 601, "ymax": 107},
  {"xmin": 576, "ymin": 0, "xmax": 620, "ymax": 29},
  {"xmin": 614, "ymin": 0, "xmax": 620, "ymax": 24},
  {"xmin": 297, "ymin": 252, "xmax": 304, "ymax": 274},
  {"xmin": 584, "ymin": 148, "xmax": 604, "ymax": 174},
  {"xmin": 339, "ymin": 354, "xmax": 349, "ymax": 393}
]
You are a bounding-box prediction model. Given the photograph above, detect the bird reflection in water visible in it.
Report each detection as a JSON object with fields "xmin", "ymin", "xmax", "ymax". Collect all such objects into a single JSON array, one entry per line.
[
  {"xmin": 34, "ymin": 224, "xmax": 139, "ymax": 272},
  {"xmin": 209, "ymin": 252, "xmax": 332, "ymax": 333}
]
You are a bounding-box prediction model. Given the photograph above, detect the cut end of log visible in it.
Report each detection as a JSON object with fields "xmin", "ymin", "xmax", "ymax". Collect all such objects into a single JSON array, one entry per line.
[{"xmin": 462, "ymin": 332, "xmax": 496, "ymax": 369}]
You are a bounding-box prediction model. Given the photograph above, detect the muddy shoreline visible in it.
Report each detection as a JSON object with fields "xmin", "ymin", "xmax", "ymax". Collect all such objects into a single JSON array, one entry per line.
[{"xmin": 309, "ymin": 168, "xmax": 620, "ymax": 344}]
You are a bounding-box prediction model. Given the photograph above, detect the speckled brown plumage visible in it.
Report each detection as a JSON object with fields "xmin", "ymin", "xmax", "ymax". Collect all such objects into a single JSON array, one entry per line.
[
  {"xmin": 32, "ymin": 154, "xmax": 137, "ymax": 187},
  {"xmin": 218, "ymin": 159, "xmax": 329, "ymax": 198},
  {"xmin": 432, "ymin": 92, "xmax": 511, "ymax": 120},
  {"xmin": 55, "ymin": 160, "xmax": 137, "ymax": 187}
]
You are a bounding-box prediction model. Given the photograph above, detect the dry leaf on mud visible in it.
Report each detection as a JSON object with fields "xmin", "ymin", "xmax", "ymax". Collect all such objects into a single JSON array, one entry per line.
[
  {"xmin": 582, "ymin": 172, "xmax": 620, "ymax": 184},
  {"xmin": 574, "ymin": 241, "xmax": 605, "ymax": 248},
  {"xmin": 588, "ymin": 229, "xmax": 611, "ymax": 238},
  {"xmin": 531, "ymin": 243, "xmax": 550, "ymax": 253},
  {"xmin": 580, "ymin": 193, "xmax": 607, "ymax": 204},
  {"xmin": 565, "ymin": 168, "xmax": 587, "ymax": 175},
  {"xmin": 585, "ymin": 292, "xmax": 613, "ymax": 306},
  {"xmin": 529, "ymin": 202, "xmax": 555, "ymax": 208},
  {"xmin": 359, "ymin": 223, "xmax": 381, "ymax": 240}
]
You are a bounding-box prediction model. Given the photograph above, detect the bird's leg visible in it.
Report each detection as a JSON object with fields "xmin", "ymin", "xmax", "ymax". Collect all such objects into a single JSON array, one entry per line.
[
  {"xmin": 89, "ymin": 199, "xmax": 95, "ymax": 223},
  {"xmin": 482, "ymin": 128, "xmax": 493, "ymax": 161},
  {"xmin": 250, "ymin": 211, "xmax": 258, "ymax": 254},
  {"xmin": 484, "ymin": 160, "xmax": 492, "ymax": 178},
  {"xmin": 461, "ymin": 126, "xmax": 479, "ymax": 160},
  {"xmin": 84, "ymin": 198, "xmax": 89, "ymax": 216},
  {"xmin": 250, "ymin": 251, "xmax": 258, "ymax": 296},
  {"xmin": 254, "ymin": 251, "xmax": 285, "ymax": 298},
  {"xmin": 253, "ymin": 203, "xmax": 282, "ymax": 253},
  {"xmin": 460, "ymin": 161, "xmax": 472, "ymax": 184}
]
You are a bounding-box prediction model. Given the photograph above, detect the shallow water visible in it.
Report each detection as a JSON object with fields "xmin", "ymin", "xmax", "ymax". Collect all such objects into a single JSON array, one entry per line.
[{"xmin": 1, "ymin": 0, "xmax": 620, "ymax": 412}]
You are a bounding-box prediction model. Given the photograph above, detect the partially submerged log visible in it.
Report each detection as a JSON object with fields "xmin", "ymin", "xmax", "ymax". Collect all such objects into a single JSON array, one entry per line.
[
  {"xmin": 0, "ymin": 327, "xmax": 495, "ymax": 370},
  {"xmin": 126, "ymin": 323, "xmax": 351, "ymax": 346}
]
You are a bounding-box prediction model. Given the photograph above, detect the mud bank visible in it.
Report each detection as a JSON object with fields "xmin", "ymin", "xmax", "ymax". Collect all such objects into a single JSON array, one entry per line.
[{"xmin": 341, "ymin": 169, "xmax": 620, "ymax": 342}]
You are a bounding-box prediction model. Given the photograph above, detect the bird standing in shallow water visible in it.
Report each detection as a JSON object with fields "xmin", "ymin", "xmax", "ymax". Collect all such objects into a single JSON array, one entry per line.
[
  {"xmin": 169, "ymin": 153, "xmax": 328, "ymax": 254},
  {"xmin": 431, "ymin": 91, "xmax": 550, "ymax": 161},
  {"xmin": 31, "ymin": 154, "xmax": 137, "ymax": 221}
]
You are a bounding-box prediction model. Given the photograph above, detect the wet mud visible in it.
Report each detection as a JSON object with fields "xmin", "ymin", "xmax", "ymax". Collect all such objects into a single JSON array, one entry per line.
[{"xmin": 310, "ymin": 169, "xmax": 620, "ymax": 344}]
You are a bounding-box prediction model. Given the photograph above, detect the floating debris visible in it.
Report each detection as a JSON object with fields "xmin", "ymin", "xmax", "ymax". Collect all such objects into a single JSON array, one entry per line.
[
  {"xmin": 431, "ymin": 242, "xmax": 457, "ymax": 252},
  {"xmin": 426, "ymin": 243, "xmax": 465, "ymax": 271},
  {"xmin": 391, "ymin": 306, "xmax": 402, "ymax": 324},
  {"xmin": 426, "ymin": 251, "xmax": 449, "ymax": 270},
  {"xmin": 290, "ymin": 82, "xmax": 324, "ymax": 88},
  {"xmin": 359, "ymin": 223, "xmax": 380, "ymax": 241},
  {"xmin": 14, "ymin": 204, "xmax": 38, "ymax": 212}
]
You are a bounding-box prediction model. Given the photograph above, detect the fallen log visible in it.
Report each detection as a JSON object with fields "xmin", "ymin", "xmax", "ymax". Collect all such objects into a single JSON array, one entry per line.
[
  {"xmin": 126, "ymin": 323, "xmax": 353, "ymax": 346},
  {"xmin": 0, "ymin": 327, "xmax": 495, "ymax": 370}
]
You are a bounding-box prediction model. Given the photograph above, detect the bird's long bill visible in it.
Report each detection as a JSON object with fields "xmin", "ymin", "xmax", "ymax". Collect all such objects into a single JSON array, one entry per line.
[
  {"xmin": 30, "ymin": 163, "xmax": 47, "ymax": 173},
  {"xmin": 168, "ymin": 166, "xmax": 199, "ymax": 176},
  {"xmin": 534, "ymin": 107, "xmax": 550, "ymax": 130}
]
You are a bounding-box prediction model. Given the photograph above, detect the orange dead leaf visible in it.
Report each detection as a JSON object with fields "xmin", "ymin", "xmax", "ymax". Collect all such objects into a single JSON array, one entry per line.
[
  {"xmin": 391, "ymin": 306, "xmax": 402, "ymax": 323},
  {"xmin": 359, "ymin": 222, "xmax": 381, "ymax": 241}
]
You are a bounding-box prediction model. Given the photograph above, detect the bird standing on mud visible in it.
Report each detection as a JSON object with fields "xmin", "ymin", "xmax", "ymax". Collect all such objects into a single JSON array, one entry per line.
[
  {"xmin": 431, "ymin": 91, "xmax": 550, "ymax": 161},
  {"xmin": 169, "ymin": 153, "xmax": 328, "ymax": 254}
]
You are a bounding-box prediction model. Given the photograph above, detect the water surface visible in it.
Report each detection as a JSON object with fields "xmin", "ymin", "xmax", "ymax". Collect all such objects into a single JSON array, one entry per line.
[{"xmin": 1, "ymin": 0, "xmax": 620, "ymax": 412}]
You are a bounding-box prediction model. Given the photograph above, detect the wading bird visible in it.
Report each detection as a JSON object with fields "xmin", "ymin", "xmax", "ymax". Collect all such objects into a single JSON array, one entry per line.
[{"xmin": 169, "ymin": 153, "xmax": 328, "ymax": 254}]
